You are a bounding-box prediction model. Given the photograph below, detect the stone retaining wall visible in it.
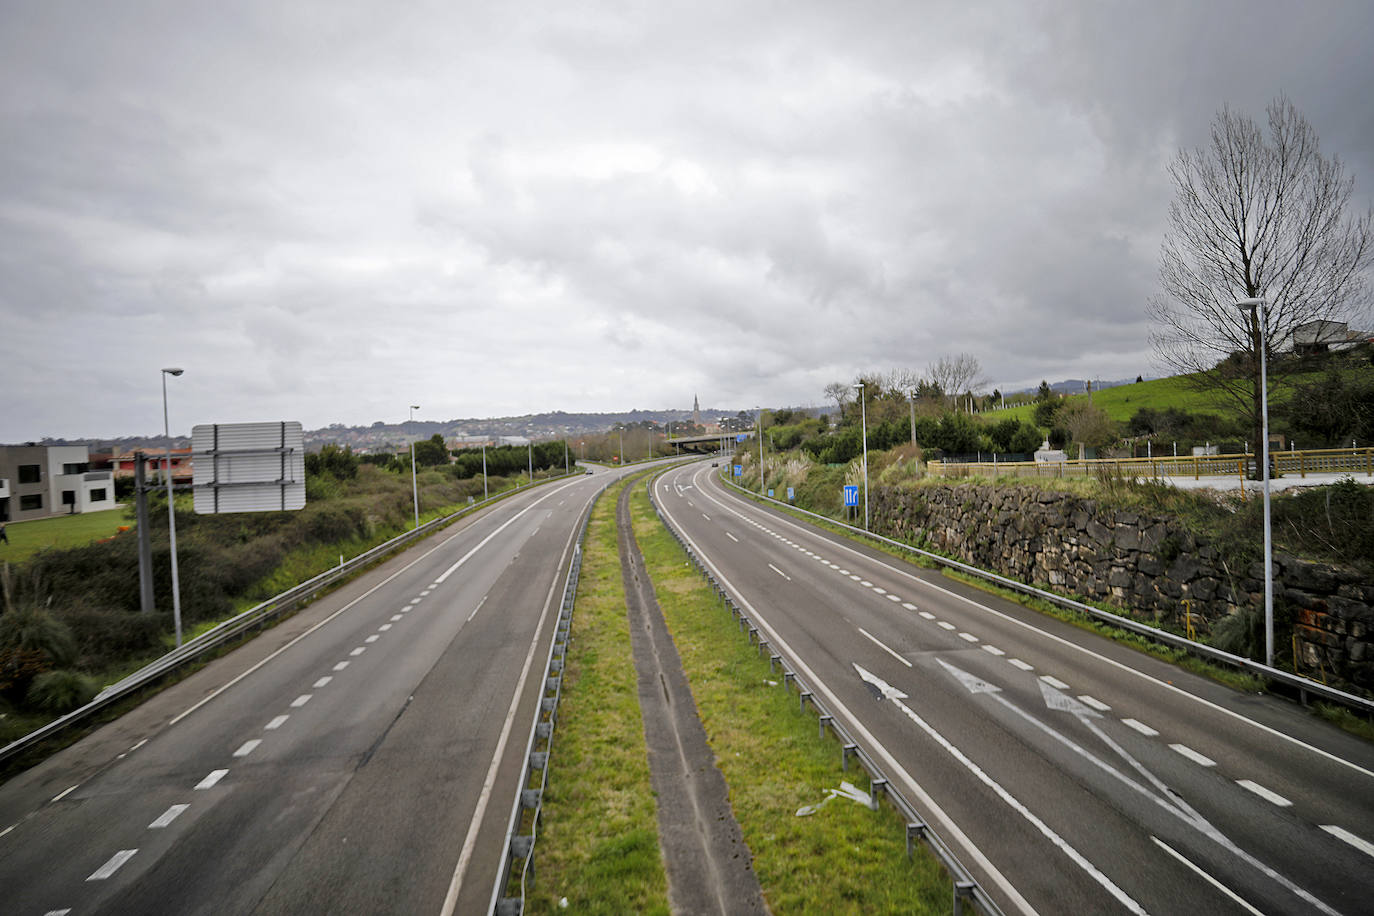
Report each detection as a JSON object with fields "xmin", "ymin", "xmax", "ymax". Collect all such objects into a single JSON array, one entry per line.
[{"xmin": 870, "ymin": 483, "xmax": 1373, "ymax": 690}]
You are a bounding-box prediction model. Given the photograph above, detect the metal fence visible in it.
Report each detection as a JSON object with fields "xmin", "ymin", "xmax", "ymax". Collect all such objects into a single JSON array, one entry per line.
[
  {"xmin": 0, "ymin": 472, "xmax": 582, "ymax": 769},
  {"xmin": 651, "ymin": 474, "xmax": 1005, "ymax": 916},
  {"xmin": 929, "ymin": 447, "xmax": 1374, "ymax": 482}
]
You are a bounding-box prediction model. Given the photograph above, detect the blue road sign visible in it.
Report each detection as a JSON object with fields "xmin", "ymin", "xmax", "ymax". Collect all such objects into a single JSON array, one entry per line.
[
  {"xmin": 787, "ymin": 487, "xmax": 794, "ymax": 501},
  {"xmin": 736, "ymin": 434, "xmax": 747, "ymax": 442},
  {"xmin": 843, "ymin": 484, "xmax": 860, "ymax": 507},
  {"xmin": 768, "ymin": 488, "xmax": 774, "ymax": 498},
  {"xmin": 733, "ymin": 464, "xmax": 743, "ymax": 477}
]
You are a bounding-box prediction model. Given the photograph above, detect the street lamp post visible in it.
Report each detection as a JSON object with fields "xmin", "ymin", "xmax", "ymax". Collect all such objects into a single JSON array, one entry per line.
[
  {"xmin": 1234, "ymin": 296, "xmax": 1274, "ymax": 667},
  {"xmin": 481, "ymin": 443, "xmax": 488, "ymax": 500},
  {"xmin": 161, "ymin": 368, "xmax": 185, "ymax": 647},
  {"xmin": 409, "ymin": 405, "xmax": 420, "ymax": 529},
  {"xmin": 528, "ymin": 440, "xmax": 533, "ymax": 484},
  {"xmin": 908, "ymin": 387, "xmax": 917, "ymax": 445},
  {"xmin": 757, "ymin": 407, "xmax": 764, "ymax": 495},
  {"xmin": 853, "ymin": 383, "xmax": 869, "ymax": 529}
]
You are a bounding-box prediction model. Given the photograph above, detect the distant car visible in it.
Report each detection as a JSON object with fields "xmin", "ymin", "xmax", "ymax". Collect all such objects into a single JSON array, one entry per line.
[
  {"xmin": 585, "ymin": 469, "xmax": 594, "ymax": 475},
  {"xmin": 711, "ymin": 461, "xmax": 719, "ymax": 467}
]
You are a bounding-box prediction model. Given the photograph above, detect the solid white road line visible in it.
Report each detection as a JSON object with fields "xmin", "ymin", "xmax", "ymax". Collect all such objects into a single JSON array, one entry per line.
[
  {"xmin": 1236, "ymin": 780, "xmax": 1291, "ymax": 807},
  {"xmin": 1321, "ymin": 824, "xmax": 1374, "ymax": 859},
  {"xmin": 194, "ymin": 769, "xmax": 228, "ymax": 790},
  {"xmin": 233, "ymin": 739, "xmax": 261, "ymax": 757},
  {"xmin": 265, "ymin": 715, "xmax": 289, "ymax": 730},
  {"xmin": 1121, "ymin": 718, "xmax": 1158, "ymax": 737},
  {"xmin": 1169, "ymin": 744, "xmax": 1216, "ymax": 767},
  {"xmin": 149, "ymin": 804, "xmax": 189, "ymax": 829},
  {"xmin": 87, "ymin": 849, "xmax": 137, "ymax": 881},
  {"xmin": 858, "ymin": 627, "xmax": 913, "ymax": 668},
  {"xmin": 1150, "ymin": 836, "xmax": 1265, "ymax": 916},
  {"xmin": 768, "ymin": 563, "xmax": 791, "ymax": 581}
]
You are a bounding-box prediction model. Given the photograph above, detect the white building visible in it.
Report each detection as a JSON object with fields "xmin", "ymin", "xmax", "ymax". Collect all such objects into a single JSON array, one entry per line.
[{"xmin": 0, "ymin": 444, "xmax": 116, "ymax": 522}]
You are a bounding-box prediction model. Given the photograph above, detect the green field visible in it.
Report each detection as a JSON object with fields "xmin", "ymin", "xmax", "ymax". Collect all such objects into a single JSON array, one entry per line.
[{"xmin": 0, "ymin": 508, "xmax": 131, "ymax": 565}]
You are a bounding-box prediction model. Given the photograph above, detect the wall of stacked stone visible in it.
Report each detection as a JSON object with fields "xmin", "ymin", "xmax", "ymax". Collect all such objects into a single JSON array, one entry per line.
[{"xmin": 869, "ymin": 482, "xmax": 1374, "ymax": 691}]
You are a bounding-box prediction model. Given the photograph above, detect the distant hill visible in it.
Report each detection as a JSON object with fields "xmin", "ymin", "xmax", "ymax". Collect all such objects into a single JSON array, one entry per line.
[{"xmin": 1010, "ymin": 377, "xmax": 1147, "ymax": 396}]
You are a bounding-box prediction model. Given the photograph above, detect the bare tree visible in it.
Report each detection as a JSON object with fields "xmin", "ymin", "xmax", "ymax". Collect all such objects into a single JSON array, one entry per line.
[
  {"xmin": 823, "ymin": 381, "xmax": 851, "ymax": 421},
  {"xmin": 1058, "ymin": 401, "xmax": 1118, "ymax": 458},
  {"xmin": 926, "ymin": 353, "xmax": 986, "ymax": 408},
  {"xmin": 1149, "ymin": 96, "xmax": 1373, "ymax": 452}
]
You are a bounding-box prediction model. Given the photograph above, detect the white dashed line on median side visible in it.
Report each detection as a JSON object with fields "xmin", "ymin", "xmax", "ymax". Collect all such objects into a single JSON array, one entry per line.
[
  {"xmin": 902, "ymin": 602, "xmax": 917, "ymax": 610},
  {"xmin": 958, "ymin": 632, "xmax": 979, "ymax": 643},
  {"xmin": 919, "ymin": 611, "xmax": 936, "ymax": 620},
  {"xmin": 982, "ymin": 645, "xmax": 1006, "ymax": 656},
  {"xmin": 265, "ymin": 715, "xmax": 289, "ymax": 730},
  {"xmin": 233, "ymin": 740, "xmax": 261, "ymax": 758},
  {"xmin": 87, "ymin": 849, "xmax": 137, "ymax": 881},
  {"xmin": 1077, "ymin": 695, "xmax": 1112, "ymax": 712},
  {"xmin": 886, "ymin": 594, "xmax": 902, "ymax": 602},
  {"xmin": 1008, "ymin": 658, "xmax": 1034, "ymax": 671},
  {"xmin": 1121, "ymin": 718, "xmax": 1158, "ymax": 736},
  {"xmin": 149, "ymin": 805, "xmax": 189, "ymax": 829},
  {"xmin": 1039, "ymin": 675, "xmax": 1071, "ymax": 690},
  {"xmin": 937, "ymin": 621, "xmax": 956, "ymax": 631},
  {"xmin": 333, "ymin": 661, "xmax": 350, "ymax": 671},
  {"xmin": 1321, "ymin": 824, "xmax": 1374, "ymax": 858},
  {"xmin": 291, "ymin": 694, "xmax": 312, "ymax": 707},
  {"xmin": 378, "ymin": 624, "xmax": 392, "ymax": 632},
  {"xmin": 1170, "ymin": 744, "xmax": 1216, "ymax": 767},
  {"xmin": 365, "ymin": 635, "xmax": 379, "ymax": 643},
  {"xmin": 350, "ymin": 647, "xmax": 366, "ymax": 656},
  {"xmin": 313, "ymin": 676, "xmax": 332, "ymax": 688},
  {"xmin": 1236, "ymin": 780, "xmax": 1291, "ymax": 807},
  {"xmin": 391, "ymin": 614, "xmax": 403, "ymax": 621},
  {"xmin": 195, "ymin": 769, "xmax": 228, "ymax": 790}
]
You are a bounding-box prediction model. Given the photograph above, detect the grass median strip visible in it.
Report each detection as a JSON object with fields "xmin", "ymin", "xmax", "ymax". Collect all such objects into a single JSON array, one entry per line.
[
  {"xmin": 628, "ymin": 481, "xmax": 952, "ymax": 913},
  {"xmin": 533, "ymin": 474, "xmax": 670, "ymax": 914}
]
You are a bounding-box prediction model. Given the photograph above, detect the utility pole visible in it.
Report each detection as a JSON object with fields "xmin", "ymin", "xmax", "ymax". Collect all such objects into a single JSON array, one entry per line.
[{"xmin": 134, "ymin": 453, "xmax": 153, "ymax": 614}]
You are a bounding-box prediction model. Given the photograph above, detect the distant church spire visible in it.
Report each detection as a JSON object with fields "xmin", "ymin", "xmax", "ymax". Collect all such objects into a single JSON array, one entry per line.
[{"xmin": 692, "ymin": 394, "xmax": 701, "ymax": 426}]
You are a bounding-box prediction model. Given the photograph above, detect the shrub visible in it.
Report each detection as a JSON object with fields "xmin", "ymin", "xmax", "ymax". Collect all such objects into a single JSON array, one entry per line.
[
  {"xmin": 26, "ymin": 669, "xmax": 97, "ymax": 713},
  {"xmin": 59, "ymin": 607, "xmax": 166, "ymax": 670}
]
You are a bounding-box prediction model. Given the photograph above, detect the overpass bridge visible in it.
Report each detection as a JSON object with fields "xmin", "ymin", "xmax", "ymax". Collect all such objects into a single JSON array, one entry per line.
[{"xmin": 666, "ymin": 432, "xmax": 752, "ymax": 454}]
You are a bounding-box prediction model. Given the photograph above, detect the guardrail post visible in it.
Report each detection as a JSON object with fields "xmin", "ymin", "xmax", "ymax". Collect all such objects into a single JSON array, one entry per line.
[
  {"xmin": 842, "ymin": 743, "xmax": 857, "ymax": 772},
  {"xmin": 953, "ymin": 881, "xmax": 976, "ymax": 915},
  {"xmin": 906, "ymin": 821, "xmax": 926, "ymax": 859},
  {"xmin": 799, "ymin": 690, "xmax": 811, "ymax": 712},
  {"xmin": 783, "ymin": 671, "xmax": 795, "ymax": 692},
  {"xmin": 819, "ymin": 714, "xmax": 832, "ymax": 739}
]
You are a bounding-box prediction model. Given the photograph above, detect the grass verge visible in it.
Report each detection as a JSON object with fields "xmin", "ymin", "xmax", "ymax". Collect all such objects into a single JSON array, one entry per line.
[
  {"xmin": 629, "ymin": 480, "xmax": 952, "ymax": 913},
  {"xmin": 531, "ymin": 474, "xmax": 669, "ymax": 914},
  {"xmin": 0, "ymin": 508, "xmax": 130, "ymax": 564}
]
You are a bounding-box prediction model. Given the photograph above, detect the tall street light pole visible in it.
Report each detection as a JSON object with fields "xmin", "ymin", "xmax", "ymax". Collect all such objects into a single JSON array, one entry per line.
[
  {"xmin": 409, "ymin": 405, "xmax": 420, "ymax": 529},
  {"xmin": 756, "ymin": 407, "xmax": 764, "ymax": 495},
  {"xmin": 853, "ymin": 382, "xmax": 869, "ymax": 530},
  {"xmin": 161, "ymin": 367, "xmax": 185, "ymax": 647},
  {"xmin": 908, "ymin": 387, "xmax": 917, "ymax": 446},
  {"xmin": 481, "ymin": 443, "xmax": 489, "ymax": 500},
  {"xmin": 1235, "ymin": 296, "xmax": 1274, "ymax": 667},
  {"xmin": 528, "ymin": 440, "xmax": 533, "ymax": 484}
]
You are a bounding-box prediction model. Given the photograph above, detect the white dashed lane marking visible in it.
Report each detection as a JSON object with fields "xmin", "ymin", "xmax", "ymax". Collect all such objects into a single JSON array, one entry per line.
[
  {"xmin": 51, "ymin": 785, "xmax": 79, "ymax": 803},
  {"xmin": 1170, "ymin": 744, "xmax": 1216, "ymax": 767},
  {"xmin": 982, "ymin": 645, "xmax": 1006, "ymax": 656},
  {"xmin": 350, "ymin": 647, "xmax": 366, "ymax": 656},
  {"xmin": 1321, "ymin": 824, "xmax": 1374, "ymax": 859},
  {"xmin": 902, "ymin": 602, "xmax": 917, "ymax": 610},
  {"xmin": 1121, "ymin": 718, "xmax": 1158, "ymax": 736},
  {"xmin": 919, "ymin": 611, "xmax": 936, "ymax": 620},
  {"xmin": 768, "ymin": 563, "xmax": 791, "ymax": 581},
  {"xmin": 87, "ymin": 849, "xmax": 137, "ymax": 881},
  {"xmin": 1008, "ymin": 658, "xmax": 1034, "ymax": 671},
  {"xmin": 1077, "ymin": 695, "xmax": 1112, "ymax": 712},
  {"xmin": 365, "ymin": 635, "xmax": 379, "ymax": 643},
  {"xmin": 937, "ymin": 621, "xmax": 956, "ymax": 631},
  {"xmin": 726, "ymin": 532, "xmax": 739, "ymax": 542},
  {"xmin": 149, "ymin": 805, "xmax": 189, "ymax": 829},
  {"xmin": 333, "ymin": 661, "xmax": 350, "ymax": 671},
  {"xmin": 313, "ymin": 676, "xmax": 332, "ymax": 688},
  {"xmin": 195, "ymin": 769, "xmax": 228, "ymax": 790},
  {"xmin": 291, "ymin": 694, "xmax": 312, "ymax": 707},
  {"xmin": 1237, "ymin": 780, "xmax": 1291, "ymax": 807},
  {"xmin": 1039, "ymin": 675, "xmax": 1071, "ymax": 690},
  {"xmin": 265, "ymin": 715, "xmax": 289, "ymax": 730},
  {"xmin": 233, "ymin": 739, "xmax": 261, "ymax": 758},
  {"xmin": 958, "ymin": 632, "xmax": 979, "ymax": 643}
]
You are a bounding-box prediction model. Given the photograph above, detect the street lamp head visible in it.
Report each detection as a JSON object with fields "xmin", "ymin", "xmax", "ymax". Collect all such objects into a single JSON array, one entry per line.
[
  {"xmin": 162, "ymin": 367, "xmax": 184, "ymax": 376},
  {"xmin": 852, "ymin": 382, "xmax": 864, "ymax": 390},
  {"xmin": 410, "ymin": 404, "xmax": 420, "ymax": 410},
  {"xmin": 1233, "ymin": 297, "xmax": 1266, "ymax": 309}
]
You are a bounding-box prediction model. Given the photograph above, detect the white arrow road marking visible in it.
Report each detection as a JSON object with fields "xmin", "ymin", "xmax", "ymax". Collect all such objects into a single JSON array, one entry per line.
[
  {"xmin": 942, "ymin": 660, "xmax": 1342, "ymax": 916},
  {"xmin": 853, "ymin": 663, "xmax": 909, "ymax": 701}
]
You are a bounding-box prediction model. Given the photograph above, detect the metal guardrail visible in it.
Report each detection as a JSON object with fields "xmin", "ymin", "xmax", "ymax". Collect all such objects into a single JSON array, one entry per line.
[
  {"xmin": 929, "ymin": 447, "xmax": 1374, "ymax": 482},
  {"xmin": 0, "ymin": 472, "xmax": 583, "ymax": 769},
  {"xmin": 651, "ymin": 473, "xmax": 1005, "ymax": 916},
  {"xmin": 488, "ymin": 489, "xmax": 600, "ymax": 916},
  {"xmin": 718, "ymin": 473, "xmax": 1374, "ymax": 717}
]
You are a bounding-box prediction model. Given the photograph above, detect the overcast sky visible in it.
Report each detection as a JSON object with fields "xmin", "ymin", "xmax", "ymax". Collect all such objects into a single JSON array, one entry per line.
[{"xmin": 3, "ymin": 1, "xmax": 1372, "ymax": 441}]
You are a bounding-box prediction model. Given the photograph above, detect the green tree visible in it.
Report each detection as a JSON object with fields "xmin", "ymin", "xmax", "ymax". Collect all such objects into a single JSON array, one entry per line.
[{"xmin": 413, "ymin": 434, "xmax": 449, "ymax": 467}]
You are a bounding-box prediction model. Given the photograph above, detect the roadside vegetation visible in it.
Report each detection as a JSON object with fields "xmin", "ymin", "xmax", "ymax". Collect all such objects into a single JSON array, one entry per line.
[{"xmin": 0, "ymin": 443, "xmax": 577, "ymax": 745}]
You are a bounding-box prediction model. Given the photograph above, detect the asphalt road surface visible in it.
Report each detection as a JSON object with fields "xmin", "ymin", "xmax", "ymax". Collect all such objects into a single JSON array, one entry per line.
[
  {"xmin": 0, "ymin": 467, "xmax": 630, "ymax": 915},
  {"xmin": 656, "ymin": 460, "xmax": 1374, "ymax": 916}
]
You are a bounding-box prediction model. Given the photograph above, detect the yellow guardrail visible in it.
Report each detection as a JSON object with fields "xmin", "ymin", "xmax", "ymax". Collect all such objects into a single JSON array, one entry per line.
[{"xmin": 928, "ymin": 447, "xmax": 1374, "ymax": 482}]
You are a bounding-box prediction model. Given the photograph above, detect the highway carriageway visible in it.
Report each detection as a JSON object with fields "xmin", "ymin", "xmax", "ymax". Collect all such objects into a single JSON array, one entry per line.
[
  {"xmin": 0, "ymin": 465, "xmax": 634, "ymax": 915},
  {"xmin": 656, "ymin": 460, "xmax": 1374, "ymax": 916}
]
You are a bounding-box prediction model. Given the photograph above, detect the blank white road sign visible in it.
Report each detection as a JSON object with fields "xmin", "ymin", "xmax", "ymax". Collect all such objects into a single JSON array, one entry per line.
[{"xmin": 192, "ymin": 421, "xmax": 306, "ymax": 514}]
